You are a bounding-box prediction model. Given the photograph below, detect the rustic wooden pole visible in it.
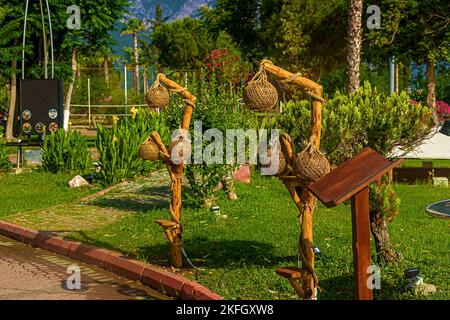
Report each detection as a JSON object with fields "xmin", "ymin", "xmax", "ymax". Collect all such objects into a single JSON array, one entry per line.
[
  {"xmin": 350, "ymin": 187, "xmax": 373, "ymax": 300},
  {"xmin": 262, "ymin": 60, "xmax": 323, "ymax": 299},
  {"xmin": 150, "ymin": 74, "xmax": 196, "ymax": 268}
]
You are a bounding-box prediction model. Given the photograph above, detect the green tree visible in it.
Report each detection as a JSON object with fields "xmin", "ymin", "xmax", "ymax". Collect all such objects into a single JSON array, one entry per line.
[
  {"xmin": 0, "ymin": 5, "xmax": 22, "ymax": 140},
  {"xmin": 366, "ymin": 0, "xmax": 450, "ymax": 110},
  {"xmin": 152, "ymin": 17, "xmax": 214, "ymax": 71},
  {"xmin": 275, "ymin": 0, "xmax": 347, "ymax": 81},
  {"xmin": 200, "ymin": 0, "xmax": 290, "ymax": 62},
  {"xmin": 121, "ymin": 18, "xmax": 146, "ymax": 94}
]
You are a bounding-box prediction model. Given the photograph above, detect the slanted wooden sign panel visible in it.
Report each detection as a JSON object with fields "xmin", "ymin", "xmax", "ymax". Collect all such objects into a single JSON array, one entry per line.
[
  {"xmin": 307, "ymin": 147, "xmax": 403, "ymax": 208},
  {"xmin": 306, "ymin": 147, "xmax": 402, "ymax": 300}
]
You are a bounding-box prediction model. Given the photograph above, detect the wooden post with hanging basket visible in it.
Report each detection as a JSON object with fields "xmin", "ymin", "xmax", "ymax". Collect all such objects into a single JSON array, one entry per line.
[
  {"xmin": 248, "ymin": 59, "xmax": 327, "ymax": 299},
  {"xmin": 141, "ymin": 73, "xmax": 195, "ymax": 268}
]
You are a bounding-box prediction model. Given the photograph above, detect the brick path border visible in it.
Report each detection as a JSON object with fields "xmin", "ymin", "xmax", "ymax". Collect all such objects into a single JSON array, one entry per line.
[{"xmin": 0, "ymin": 220, "xmax": 223, "ymax": 300}]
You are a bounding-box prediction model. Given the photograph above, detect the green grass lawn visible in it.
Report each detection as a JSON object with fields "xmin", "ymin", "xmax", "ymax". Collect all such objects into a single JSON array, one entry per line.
[
  {"xmin": 64, "ymin": 174, "xmax": 449, "ymax": 300},
  {"xmin": 401, "ymin": 159, "xmax": 450, "ymax": 168},
  {"xmin": 0, "ymin": 171, "xmax": 96, "ymax": 217}
]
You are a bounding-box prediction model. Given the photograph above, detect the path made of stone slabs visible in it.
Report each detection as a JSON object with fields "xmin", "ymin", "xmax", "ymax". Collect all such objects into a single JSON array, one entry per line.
[
  {"xmin": 3, "ymin": 170, "xmax": 171, "ymax": 236},
  {"xmin": 0, "ymin": 235, "xmax": 169, "ymax": 300}
]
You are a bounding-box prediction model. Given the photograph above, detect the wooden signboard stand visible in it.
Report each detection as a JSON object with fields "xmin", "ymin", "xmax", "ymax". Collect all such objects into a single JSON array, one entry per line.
[{"xmin": 306, "ymin": 147, "xmax": 403, "ymax": 299}]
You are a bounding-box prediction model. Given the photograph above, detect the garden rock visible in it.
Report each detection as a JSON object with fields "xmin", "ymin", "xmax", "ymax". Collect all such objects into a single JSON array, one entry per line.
[
  {"xmin": 69, "ymin": 175, "xmax": 90, "ymax": 188},
  {"xmin": 414, "ymin": 283, "xmax": 437, "ymax": 296}
]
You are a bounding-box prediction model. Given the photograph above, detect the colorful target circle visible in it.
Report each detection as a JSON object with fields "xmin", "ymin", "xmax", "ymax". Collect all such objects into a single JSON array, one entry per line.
[
  {"xmin": 22, "ymin": 110, "xmax": 32, "ymax": 121},
  {"xmin": 48, "ymin": 109, "xmax": 58, "ymax": 119},
  {"xmin": 49, "ymin": 122, "xmax": 58, "ymax": 132},
  {"xmin": 35, "ymin": 122, "xmax": 45, "ymax": 133},
  {"xmin": 22, "ymin": 123, "xmax": 32, "ymax": 133}
]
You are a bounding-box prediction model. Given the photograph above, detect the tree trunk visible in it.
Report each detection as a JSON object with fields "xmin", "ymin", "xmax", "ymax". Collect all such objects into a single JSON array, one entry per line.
[
  {"xmin": 63, "ymin": 47, "xmax": 77, "ymax": 131},
  {"xmin": 143, "ymin": 66, "xmax": 148, "ymax": 94},
  {"xmin": 426, "ymin": 58, "xmax": 437, "ymax": 119},
  {"xmin": 6, "ymin": 59, "xmax": 17, "ymax": 140},
  {"xmin": 133, "ymin": 31, "xmax": 139, "ymax": 94},
  {"xmin": 395, "ymin": 63, "xmax": 399, "ymax": 93},
  {"xmin": 369, "ymin": 208, "xmax": 403, "ymax": 263},
  {"xmin": 104, "ymin": 59, "xmax": 109, "ymax": 87},
  {"xmin": 346, "ymin": 0, "xmax": 363, "ymax": 93}
]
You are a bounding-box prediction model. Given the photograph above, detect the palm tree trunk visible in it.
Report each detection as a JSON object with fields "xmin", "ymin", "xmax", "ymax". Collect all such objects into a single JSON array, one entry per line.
[
  {"xmin": 143, "ymin": 66, "xmax": 148, "ymax": 94},
  {"xmin": 133, "ymin": 31, "xmax": 139, "ymax": 94},
  {"xmin": 6, "ymin": 59, "xmax": 17, "ymax": 140},
  {"xmin": 426, "ymin": 58, "xmax": 437, "ymax": 120},
  {"xmin": 346, "ymin": 0, "xmax": 363, "ymax": 93},
  {"xmin": 395, "ymin": 63, "xmax": 399, "ymax": 93},
  {"xmin": 63, "ymin": 47, "xmax": 77, "ymax": 131}
]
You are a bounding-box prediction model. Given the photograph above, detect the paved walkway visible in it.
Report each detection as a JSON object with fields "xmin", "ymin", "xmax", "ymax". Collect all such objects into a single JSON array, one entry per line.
[{"xmin": 0, "ymin": 235, "xmax": 167, "ymax": 300}]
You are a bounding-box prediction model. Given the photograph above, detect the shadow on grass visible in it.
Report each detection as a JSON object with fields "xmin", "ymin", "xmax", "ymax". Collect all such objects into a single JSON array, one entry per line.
[
  {"xmin": 66, "ymin": 231, "xmax": 297, "ymax": 268},
  {"xmin": 87, "ymin": 186, "xmax": 171, "ymax": 212}
]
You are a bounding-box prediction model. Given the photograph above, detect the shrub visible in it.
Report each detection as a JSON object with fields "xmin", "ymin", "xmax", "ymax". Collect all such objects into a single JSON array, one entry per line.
[
  {"xmin": 164, "ymin": 75, "xmax": 258, "ymax": 207},
  {"xmin": 95, "ymin": 108, "xmax": 168, "ymax": 186},
  {"xmin": 277, "ymin": 81, "xmax": 434, "ymax": 165},
  {"xmin": 42, "ymin": 129, "xmax": 91, "ymax": 174},
  {"xmin": 277, "ymin": 82, "xmax": 434, "ymax": 262},
  {"xmin": 0, "ymin": 126, "xmax": 11, "ymax": 173}
]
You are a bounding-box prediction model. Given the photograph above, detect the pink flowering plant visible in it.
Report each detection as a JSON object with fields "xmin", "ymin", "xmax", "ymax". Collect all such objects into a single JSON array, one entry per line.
[
  {"xmin": 205, "ymin": 48, "xmax": 251, "ymax": 92},
  {"xmin": 436, "ymin": 100, "xmax": 450, "ymax": 121}
]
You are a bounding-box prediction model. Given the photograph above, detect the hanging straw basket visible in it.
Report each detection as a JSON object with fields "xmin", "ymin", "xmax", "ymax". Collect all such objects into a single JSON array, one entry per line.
[
  {"xmin": 139, "ymin": 137, "xmax": 159, "ymax": 161},
  {"xmin": 261, "ymin": 147, "xmax": 287, "ymax": 176},
  {"xmin": 243, "ymin": 70, "xmax": 278, "ymax": 111},
  {"xmin": 293, "ymin": 143, "xmax": 330, "ymax": 182},
  {"xmin": 146, "ymin": 80, "xmax": 170, "ymax": 109}
]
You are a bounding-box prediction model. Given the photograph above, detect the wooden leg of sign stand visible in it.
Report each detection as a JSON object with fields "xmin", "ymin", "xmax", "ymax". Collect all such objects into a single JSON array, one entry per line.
[{"xmin": 350, "ymin": 187, "xmax": 373, "ymax": 300}]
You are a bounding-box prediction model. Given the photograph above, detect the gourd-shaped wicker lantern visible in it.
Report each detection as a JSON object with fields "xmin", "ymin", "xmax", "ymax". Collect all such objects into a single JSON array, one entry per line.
[
  {"xmin": 293, "ymin": 143, "xmax": 330, "ymax": 182},
  {"xmin": 146, "ymin": 79, "xmax": 170, "ymax": 109},
  {"xmin": 139, "ymin": 137, "xmax": 159, "ymax": 161},
  {"xmin": 261, "ymin": 146, "xmax": 287, "ymax": 176},
  {"xmin": 243, "ymin": 69, "xmax": 278, "ymax": 111}
]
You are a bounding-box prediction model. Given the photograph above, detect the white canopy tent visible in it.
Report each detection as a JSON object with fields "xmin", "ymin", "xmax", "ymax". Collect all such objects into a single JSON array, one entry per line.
[{"xmin": 392, "ymin": 125, "xmax": 450, "ymax": 159}]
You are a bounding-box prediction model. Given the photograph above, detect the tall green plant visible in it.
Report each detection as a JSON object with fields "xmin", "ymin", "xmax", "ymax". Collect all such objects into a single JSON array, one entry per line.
[
  {"xmin": 42, "ymin": 130, "xmax": 91, "ymax": 174},
  {"xmin": 95, "ymin": 108, "xmax": 168, "ymax": 186}
]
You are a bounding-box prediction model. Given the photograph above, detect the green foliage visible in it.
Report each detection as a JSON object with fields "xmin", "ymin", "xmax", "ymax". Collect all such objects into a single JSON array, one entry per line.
[
  {"xmin": 278, "ymin": 82, "xmax": 435, "ymax": 165},
  {"xmin": 163, "ymin": 74, "xmax": 258, "ymax": 207},
  {"xmin": 152, "ymin": 17, "xmax": 213, "ymax": 70},
  {"xmin": 0, "ymin": 5, "xmax": 22, "ymax": 80},
  {"xmin": 370, "ymin": 182, "xmax": 401, "ymax": 222},
  {"xmin": 42, "ymin": 129, "xmax": 91, "ymax": 174},
  {"xmin": 95, "ymin": 108, "xmax": 169, "ymax": 186},
  {"xmin": 275, "ymin": 0, "xmax": 347, "ymax": 80},
  {"xmin": 0, "ymin": 126, "xmax": 11, "ymax": 173},
  {"xmin": 365, "ymin": 0, "xmax": 449, "ymax": 65}
]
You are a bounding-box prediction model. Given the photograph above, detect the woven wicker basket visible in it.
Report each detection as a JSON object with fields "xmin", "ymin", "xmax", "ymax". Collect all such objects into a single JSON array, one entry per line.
[
  {"xmin": 243, "ymin": 70, "xmax": 278, "ymax": 111},
  {"xmin": 146, "ymin": 81, "xmax": 170, "ymax": 109},
  {"xmin": 293, "ymin": 144, "xmax": 330, "ymax": 182},
  {"xmin": 261, "ymin": 148, "xmax": 287, "ymax": 176},
  {"xmin": 139, "ymin": 138, "xmax": 159, "ymax": 161}
]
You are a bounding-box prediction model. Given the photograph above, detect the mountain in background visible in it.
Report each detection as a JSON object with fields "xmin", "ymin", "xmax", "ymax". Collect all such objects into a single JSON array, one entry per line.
[
  {"xmin": 113, "ymin": 0, "xmax": 216, "ymax": 58},
  {"xmin": 128, "ymin": 0, "xmax": 216, "ymax": 21}
]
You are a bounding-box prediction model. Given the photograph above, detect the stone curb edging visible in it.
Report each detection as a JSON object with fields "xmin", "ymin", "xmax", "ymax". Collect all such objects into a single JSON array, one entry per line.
[{"xmin": 0, "ymin": 220, "xmax": 223, "ymax": 300}]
